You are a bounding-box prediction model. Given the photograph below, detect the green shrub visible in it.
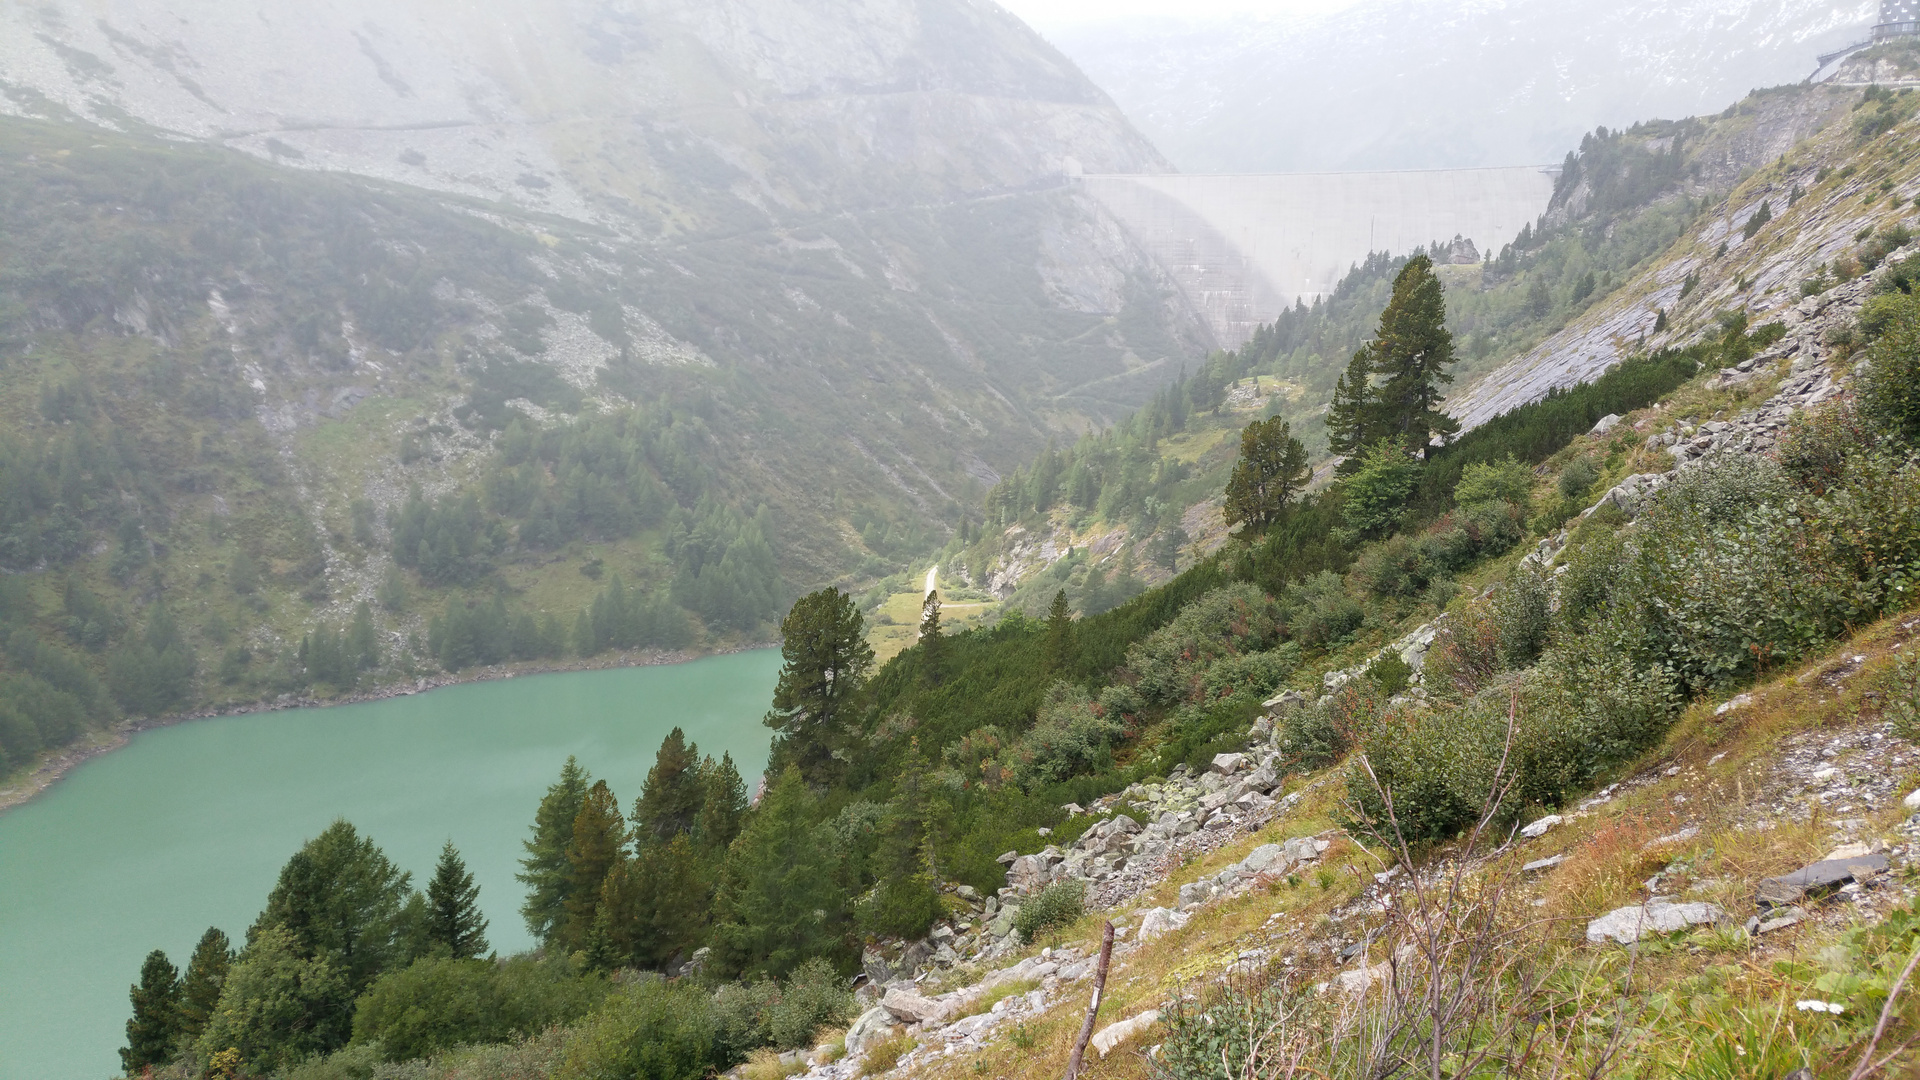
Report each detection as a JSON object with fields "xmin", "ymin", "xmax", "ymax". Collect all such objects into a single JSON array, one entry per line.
[
  {"xmin": 559, "ymin": 977, "xmax": 719, "ymax": 1080},
  {"xmin": 1124, "ymin": 584, "xmax": 1285, "ymax": 705},
  {"xmin": 1013, "ymin": 881, "xmax": 1085, "ymax": 943},
  {"xmin": 1007, "ymin": 682, "xmax": 1125, "ymax": 787},
  {"xmin": 766, "ymin": 958, "xmax": 855, "ymax": 1051},
  {"xmin": 1556, "ymin": 456, "xmax": 1599, "ymax": 502},
  {"xmin": 1777, "ymin": 401, "xmax": 1884, "ymax": 494},
  {"xmin": 1289, "ymin": 571, "xmax": 1364, "ymax": 649},
  {"xmin": 1151, "ymin": 977, "xmax": 1299, "ymax": 1080},
  {"xmin": 1198, "ymin": 647, "xmax": 1300, "ymax": 702},
  {"xmin": 354, "ymin": 958, "xmax": 506, "ymax": 1062},
  {"xmin": 710, "ymin": 979, "xmax": 782, "ymax": 1064},
  {"xmin": 1365, "ymin": 650, "xmax": 1413, "ymax": 697},
  {"xmin": 1494, "ymin": 562, "xmax": 1554, "ymax": 669},
  {"xmin": 1453, "ymin": 455, "xmax": 1534, "ymax": 514},
  {"xmin": 1344, "ymin": 699, "xmax": 1506, "ymax": 842},
  {"xmin": 1341, "ymin": 440, "xmax": 1423, "ymax": 539},
  {"xmin": 279, "ymin": 1043, "xmax": 390, "ymax": 1080},
  {"xmin": 1883, "ymin": 655, "xmax": 1920, "ymax": 742},
  {"xmin": 1861, "ymin": 294, "xmax": 1920, "ymax": 444}
]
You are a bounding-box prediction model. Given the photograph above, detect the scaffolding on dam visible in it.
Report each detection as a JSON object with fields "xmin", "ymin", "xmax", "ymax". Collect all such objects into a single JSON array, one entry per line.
[{"xmin": 1077, "ymin": 167, "xmax": 1559, "ymax": 349}]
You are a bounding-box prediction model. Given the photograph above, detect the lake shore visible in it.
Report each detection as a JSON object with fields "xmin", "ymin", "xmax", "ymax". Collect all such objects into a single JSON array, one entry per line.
[{"xmin": 0, "ymin": 643, "xmax": 776, "ymax": 816}]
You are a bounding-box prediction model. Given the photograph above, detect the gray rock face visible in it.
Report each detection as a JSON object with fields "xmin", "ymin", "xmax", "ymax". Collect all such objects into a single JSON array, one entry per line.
[
  {"xmin": 845, "ymin": 1006, "xmax": 898, "ymax": 1055},
  {"xmin": 1585, "ymin": 901, "xmax": 1728, "ymax": 944},
  {"xmin": 881, "ymin": 988, "xmax": 947, "ymax": 1024},
  {"xmin": 1757, "ymin": 853, "xmax": 1889, "ymax": 906}
]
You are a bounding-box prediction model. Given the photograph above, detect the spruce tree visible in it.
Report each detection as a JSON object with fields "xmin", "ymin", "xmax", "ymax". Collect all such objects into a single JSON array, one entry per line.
[
  {"xmin": 1223, "ymin": 417, "xmax": 1310, "ymax": 533},
  {"xmin": 121, "ymin": 949, "xmax": 181, "ymax": 1073},
  {"xmin": 1325, "ymin": 350, "xmax": 1377, "ymax": 461},
  {"xmin": 1041, "ymin": 590, "xmax": 1076, "ymax": 676},
  {"xmin": 598, "ymin": 834, "xmax": 707, "ymax": 971},
  {"xmin": 517, "ymin": 756, "xmax": 590, "ymax": 943},
  {"xmin": 1367, "ymin": 254, "xmax": 1459, "ymax": 456},
  {"xmin": 176, "ymin": 927, "xmax": 232, "ymax": 1046},
  {"xmin": 917, "ymin": 589, "xmax": 944, "ymax": 683},
  {"xmin": 764, "ymin": 588, "xmax": 873, "ymax": 782},
  {"xmin": 632, "ymin": 729, "xmax": 703, "ymax": 843},
  {"xmin": 426, "ymin": 841, "xmax": 490, "ymax": 960},
  {"xmin": 561, "ymin": 780, "xmax": 626, "ymax": 951},
  {"xmin": 709, "ymin": 767, "xmax": 844, "ymax": 979}
]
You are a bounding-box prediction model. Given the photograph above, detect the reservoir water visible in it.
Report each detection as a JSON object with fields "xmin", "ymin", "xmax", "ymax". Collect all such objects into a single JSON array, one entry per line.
[{"xmin": 0, "ymin": 650, "xmax": 782, "ymax": 1080}]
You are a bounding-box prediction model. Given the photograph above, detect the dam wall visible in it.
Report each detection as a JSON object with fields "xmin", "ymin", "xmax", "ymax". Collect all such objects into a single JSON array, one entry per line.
[{"xmin": 1080, "ymin": 168, "xmax": 1559, "ymax": 348}]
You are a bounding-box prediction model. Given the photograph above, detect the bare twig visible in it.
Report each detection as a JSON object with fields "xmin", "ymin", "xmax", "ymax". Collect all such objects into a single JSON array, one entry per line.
[
  {"xmin": 1064, "ymin": 920, "xmax": 1115, "ymax": 1080},
  {"xmin": 1850, "ymin": 942, "xmax": 1920, "ymax": 1080}
]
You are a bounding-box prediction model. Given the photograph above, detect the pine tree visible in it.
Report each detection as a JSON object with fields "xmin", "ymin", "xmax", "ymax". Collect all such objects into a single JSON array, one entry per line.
[
  {"xmin": 426, "ymin": 841, "xmax": 490, "ymax": 960},
  {"xmin": 764, "ymin": 588, "xmax": 873, "ymax": 783},
  {"xmin": 1223, "ymin": 417, "xmax": 1310, "ymax": 533},
  {"xmin": 917, "ymin": 589, "xmax": 944, "ymax": 683},
  {"xmin": 121, "ymin": 949, "xmax": 181, "ymax": 1073},
  {"xmin": 1326, "ymin": 350, "xmax": 1376, "ymax": 461},
  {"xmin": 598, "ymin": 834, "xmax": 707, "ymax": 971},
  {"xmin": 696, "ymin": 752, "xmax": 748, "ymax": 853},
  {"xmin": 518, "ymin": 756, "xmax": 590, "ymax": 943},
  {"xmin": 348, "ymin": 601, "xmax": 380, "ymax": 671},
  {"xmin": 632, "ymin": 729, "xmax": 704, "ymax": 843},
  {"xmin": 561, "ymin": 780, "xmax": 626, "ymax": 951},
  {"xmin": 1041, "ymin": 590, "xmax": 1076, "ymax": 676},
  {"xmin": 1367, "ymin": 254, "xmax": 1459, "ymax": 456},
  {"xmin": 176, "ymin": 927, "xmax": 232, "ymax": 1046}
]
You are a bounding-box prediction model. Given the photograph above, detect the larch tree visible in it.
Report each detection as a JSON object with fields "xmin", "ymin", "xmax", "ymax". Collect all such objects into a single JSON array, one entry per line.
[
  {"xmin": 121, "ymin": 949, "xmax": 181, "ymax": 1073},
  {"xmin": 517, "ymin": 756, "xmax": 590, "ymax": 943},
  {"xmin": 632, "ymin": 729, "xmax": 704, "ymax": 844},
  {"xmin": 764, "ymin": 588, "xmax": 873, "ymax": 782},
  {"xmin": 425, "ymin": 841, "xmax": 490, "ymax": 960},
  {"xmin": 1326, "ymin": 350, "xmax": 1378, "ymax": 463},
  {"xmin": 918, "ymin": 589, "xmax": 944, "ymax": 683},
  {"xmin": 1367, "ymin": 254, "xmax": 1460, "ymax": 456},
  {"xmin": 708, "ymin": 767, "xmax": 844, "ymax": 979},
  {"xmin": 560, "ymin": 780, "xmax": 626, "ymax": 952},
  {"xmin": 176, "ymin": 927, "xmax": 233, "ymax": 1046},
  {"xmin": 696, "ymin": 752, "xmax": 748, "ymax": 854},
  {"xmin": 1223, "ymin": 417, "xmax": 1310, "ymax": 533},
  {"xmin": 250, "ymin": 820, "xmax": 412, "ymax": 996}
]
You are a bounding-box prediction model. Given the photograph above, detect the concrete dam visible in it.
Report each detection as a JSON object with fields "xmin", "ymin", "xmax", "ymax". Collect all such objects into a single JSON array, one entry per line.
[{"xmin": 1080, "ymin": 168, "xmax": 1559, "ymax": 348}]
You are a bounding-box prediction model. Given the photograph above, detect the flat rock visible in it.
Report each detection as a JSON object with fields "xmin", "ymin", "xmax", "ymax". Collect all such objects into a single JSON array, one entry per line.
[
  {"xmin": 1092, "ymin": 1009, "xmax": 1161, "ymax": 1058},
  {"xmin": 1585, "ymin": 901, "xmax": 1727, "ymax": 945},
  {"xmin": 1757, "ymin": 854, "xmax": 1888, "ymax": 906},
  {"xmin": 1520, "ymin": 814, "xmax": 1563, "ymax": 839},
  {"xmin": 881, "ymin": 988, "xmax": 947, "ymax": 1025},
  {"xmin": 1138, "ymin": 906, "xmax": 1191, "ymax": 941},
  {"xmin": 845, "ymin": 1006, "xmax": 898, "ymax": 1055},
  {"xmin": 1904, "ymin": 788, "xmax": 1920, "ymax": 810},
  {"xmin": 1241, "ymin": 843, "xmax": 1287, "ymax": 874},
  {"xmin": 1522, "ymin": 855, "xmax": 1566, "ymax": 873}
]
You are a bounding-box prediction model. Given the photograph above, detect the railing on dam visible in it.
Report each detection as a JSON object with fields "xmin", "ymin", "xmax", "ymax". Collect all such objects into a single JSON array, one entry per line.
[{"xmin": 1077, "ymin": 168, "xmax": 1559, "ymax": 349}]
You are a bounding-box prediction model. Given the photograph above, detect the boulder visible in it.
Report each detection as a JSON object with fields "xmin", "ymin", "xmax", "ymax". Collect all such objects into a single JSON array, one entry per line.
[
  {"xmin": 1591, "ymin": 413, "xmax": 1622, "ymax": 435},
  {"xmin": 1241, "ymin": 843, "xmax": 1288, "ymax": 874},
  {"xmin": 1519, "ymin": 814, "xmax": 1562, "ymax": 839},
  {"xmin": 1757, "ymin": 853, "xmax": 1889, "ymax": 906},
  {"xmin": 1008, "ymin": 854, "xmax": 1053, "ymax": 891},
  {"xmin": 1264, "ymin": 689, "xmax": 1307, "ymax": 711},
  {"xmin": 881, "ymin": 988, "xmax": 947, "ymax": 1025},
  {"xmin": 845, "ymin": 1006, "xmax": 898, "ymax": 1056},
  {"xmin": 1905, "ymin": 788, "xmax": 1920, "ymax": 811},
  {"xmin": 1138, "ymin": 906, "xmax": 1191, "ymax": 940},
  {"xmin": 1282, "ymin": 836, "xmax": 1328, "ymax": 863},
  {"xmin": 1092, "ymin": 1009, "xmax": 1161, "ymax": 1058},
  {"xmin": 1211, "ymin": 752, "xmax": 1250, "ymax": 775},
  {"xmin": 1178, "ymin": 881, "xmax": 1209, "ymax": 908},
  {"xmin": 1585, "ymin": 902, "xmax": 1728, "ymax": 944},
  {"xmin": 1522, "ymin": 855, "xmax": 1566, "ymax": 873}
]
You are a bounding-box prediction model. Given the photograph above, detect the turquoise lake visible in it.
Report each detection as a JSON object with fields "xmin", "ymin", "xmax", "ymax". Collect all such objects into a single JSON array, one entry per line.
[{"xmin": 0, "ymin": 650, "xmax": 782, "ymax": 1080}]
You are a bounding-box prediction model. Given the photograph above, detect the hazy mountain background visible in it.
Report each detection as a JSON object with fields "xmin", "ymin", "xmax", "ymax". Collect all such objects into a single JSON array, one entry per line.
[{"xmin": 1036, "ymin": 0, "xmax": 1883, "ymax": 172}]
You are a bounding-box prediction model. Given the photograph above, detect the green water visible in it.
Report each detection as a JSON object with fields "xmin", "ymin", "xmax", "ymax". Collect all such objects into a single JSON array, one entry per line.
[{"xmin": 0, "ymin": 651, "xmax": 781, "ymax": 1080}]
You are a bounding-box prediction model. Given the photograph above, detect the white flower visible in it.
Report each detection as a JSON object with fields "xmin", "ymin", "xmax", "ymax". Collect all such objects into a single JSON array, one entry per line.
[{"xmin": 1795, "ymin": 999, "xmax": 1845, "ymax": 1014}]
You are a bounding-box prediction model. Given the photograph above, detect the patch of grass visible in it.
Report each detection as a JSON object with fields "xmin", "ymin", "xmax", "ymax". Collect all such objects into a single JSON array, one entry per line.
[{"xmin": 857, "ymin": 1033, "xmax": 915, "ymax": 1077}]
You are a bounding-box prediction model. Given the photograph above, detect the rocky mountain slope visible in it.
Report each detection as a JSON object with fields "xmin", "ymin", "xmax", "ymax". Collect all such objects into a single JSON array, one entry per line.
[
  {"xmin": 0, "ymin": 0, "xmax": 1214, "ymax": 775},
  {"xmin": 1045, "ymin": 0, "xmax": 1879, "ymax": 172}
]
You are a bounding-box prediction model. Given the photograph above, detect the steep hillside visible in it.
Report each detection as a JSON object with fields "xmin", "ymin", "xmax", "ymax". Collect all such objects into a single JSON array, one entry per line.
[
  {"xmin": 1044, "ymin": 0, "xmax": 1877, "ymax": 172},
  {"xmin": 0, "ymin": 0, "xmax": 1212, "ymax": 793}
]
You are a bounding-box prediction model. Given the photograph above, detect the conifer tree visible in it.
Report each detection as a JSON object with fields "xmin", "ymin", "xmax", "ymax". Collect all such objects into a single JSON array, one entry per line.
[
  {"xmin": 1223, "ymin": 417, "xmax": 1310, "ymax": 533},
  {"xmin": 121, "ymin": 949, "xmax": 181, "ymax": 1073},
  {"xmin": 176, "ymin": 927, "xmax": 232, "ymax": 1046},
  {"xmin": 1041, "ymin": 590, "xmax": 1076, "ymax": 676},
  {"xmin": 1326, "ymin": 350, "xmax": 1377, "ymax": 461},
  {"xmin": 561, "ymin": 780, "xmax": 626, "ymax": 951},
  {"xmin": 709, "ymin": 767, "xmax": 844, "ymax": 979},
  {"xmin": 632, "ymin": 729, "xmax": 703, "ymax": 843},
  {"xmin": 697, "ymin": 752, "xmax": 748, "ymax": 853},
  {"xmin": 348, "ymin": 601, "xmax": 380, "ymax": 672},
  {"xmin": 765, "ymin": 588, "xmax": 873, "ymax": 782},
  {"xmin": 917, "ymin": 589, "xmax": 944, "ymax": 683},
  {"xmin": 1367, "ymin": 254, "xmax": 1459, "ymax": 456},
  {"xmin": 425, "ymin": 841, "xmax": 490, "ymax": 960},
  {"xmin": 598, "ymin": 834, "xmax": 707, "ymax": 971},
  {"xmin": 518, "ymin": 756, "xmax": 590, "ymax": 942},
  {"xmin": 251, "ymin": 820, "xmax": 412, "ymax": 996}
]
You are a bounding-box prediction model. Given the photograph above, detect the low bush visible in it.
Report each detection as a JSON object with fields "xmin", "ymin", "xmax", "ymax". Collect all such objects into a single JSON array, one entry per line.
[
  {"xmin": 1013, "ymin": 881, "xmax": 1085, "ymax": 943},
  {"xmin": 765, "ymin": 958, "xmax": 855, "ymax": 1051},
  {"xmin": 559, "ymin": 977, "xmax": 719, "ymax": 1080},
  {"xmin": 1199, "ymin": 646, "xmax": 1300, "ymax": 702},
  {"xmin": 1493, "ymin": 562, "xmax": 1554, "ymax": 669},
  {"xmin": 1007, "ymin": 682, "xmax": 1125, "ymax": 787},
  {"xmin": 1125, "ymin": 584, "xmax": 1286, "ymax": 705},
  {"xmin": 353, "ymin": 958, "xmax": 505, "ymax": 1062},
  {"xmin": 1290, "ymin": 571, "xmax": 1364, "ymax": 649},
  {"xmin": 1860, "ymin": 292, "xmax": 1920, "ymax": 443}
]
